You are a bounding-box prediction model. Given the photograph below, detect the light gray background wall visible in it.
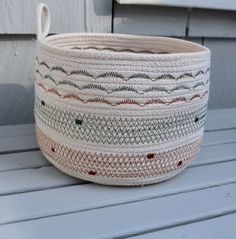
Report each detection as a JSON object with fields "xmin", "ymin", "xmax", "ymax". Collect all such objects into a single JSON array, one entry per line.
[{"xmin": 0, "ymin": 0, "xmax": 235, "ymax": 125}]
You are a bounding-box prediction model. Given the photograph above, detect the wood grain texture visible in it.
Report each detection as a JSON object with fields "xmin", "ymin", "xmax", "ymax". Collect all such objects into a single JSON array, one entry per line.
[
  {"xmin": 204, "ymin": 39, "xmax": 236, "ymax": 109},
  {"xmin": 0, "ymin": 0, "xmax": 112, "ymax": 34},
  {"xmin": 189, "ymin": 9, "xmax": 236, "ymax": 38},
  {"xmin": 113, "ymin": 2, "xmax": 187, "ymax": 36}
]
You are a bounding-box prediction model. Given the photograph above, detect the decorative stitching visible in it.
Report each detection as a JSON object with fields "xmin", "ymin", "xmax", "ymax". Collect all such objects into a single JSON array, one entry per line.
[
  {"xmin": 36, "ymin": 72, "xmax": 210, "ymax": 95},
  {"xmin": 70, "ymin": 46, "xmax": 169, "ymax": 54},
  {"xmin": 36, "ymin": 82, "xmax": 208, "ymax": 107},
  {"xmin": 35, "ymin": 96, "xmax": 207, "ymax": 145},
  {"xmin": 36, "ymin": 126, "xmax": 202, "ymax": 179},
  {"xmin": 36, "ymin": 57, "xmax": 209, "ymax": 81}
]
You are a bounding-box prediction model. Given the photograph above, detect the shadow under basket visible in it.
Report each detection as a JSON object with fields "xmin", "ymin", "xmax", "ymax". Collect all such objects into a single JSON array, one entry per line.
[{"xmin": 35, "ymin": 4, "xmax": 211, "ymax": 186}]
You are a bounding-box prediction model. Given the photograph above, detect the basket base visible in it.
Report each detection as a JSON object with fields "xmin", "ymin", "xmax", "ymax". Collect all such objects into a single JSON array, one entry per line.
[{"xmin": 43, "ymin": 151, "xmax": 188, "ymax": 186}]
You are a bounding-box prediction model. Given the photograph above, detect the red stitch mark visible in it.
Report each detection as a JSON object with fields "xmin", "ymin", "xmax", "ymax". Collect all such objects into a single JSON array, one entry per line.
[
  {"xmin": 147, "ymin": 153, "xmax": 155, "ymax": 159},
  {"xmin": 88, "ymin": 170, "xmax": 97, "ymax": 176},
  {"xmin": 51, "ymin": 146, "xmax": 55, "ymax": 153},
  {"xmin": 177, "ymin": 161, "xmax": 183, "ymax": 167}
]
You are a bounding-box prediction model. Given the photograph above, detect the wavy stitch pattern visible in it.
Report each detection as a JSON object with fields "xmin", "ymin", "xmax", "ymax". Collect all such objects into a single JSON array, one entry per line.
[
  {"xmin": 36, "ymin": 82, "xmax": 208, "ymax": 107},
  {"xmin": 70, "ymin": 46, "xmax": 160, "ymax": 54},
  {"xmin": 36, "ymin": 57, "xmax": 209, "ymax": 82},
  {"xmin": 36, "ymin": 71, "xmax": 210, "ymax": 95}
]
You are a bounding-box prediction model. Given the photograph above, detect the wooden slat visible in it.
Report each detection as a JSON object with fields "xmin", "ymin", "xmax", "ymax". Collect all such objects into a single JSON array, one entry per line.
[
  {"xmin": 113, "ymin": 2, "xmax": 186, "ymax": 36},
  {"xmin": 207, "ymin": 108, "xmax": 236, "ymax": 120},
  {"xmin": 0, "ymin": 134, "xmax": 37, "ymax": 153},
  {"xmin": 130, "ymin": 213, "xmax": 236, "ymax": 239},
  {"xmin": 205, "ymin": 108, "xmax": 236, "ymax": 131},
  {"xmin": 0, "ymin": 161, "xmax": 235, "ymax": 225},
  {"xmin": 189, "ymin": 9, "xmax": 236, "ymax": 38},
  {"xmin": 0, "ymin": 182, "xmax": 235, "ymax": 238},
  {"xmin": 0, "ymin": 124, "xmax": 35, "ymax": 137},
  {"xmin": 205, "ymin": 39, "xmax": 236, "ymax": 109},
  {"xmin": 193, "ymin": 142, "xmax": 236, "ymax": 166},
  {"xmin": 203, "ymin": 129, "xmax": 236, "ymax": 146},
  {"xmin": 0, "ymin": 151, "xmax": 49, "ymax": 172},
  {"xmin": 0, "ymin": 166, "xmax": 84, "ymax": 196},
  {"xmin": 0, "ymin": 0, "xmax": 112, "ymax": 34}
]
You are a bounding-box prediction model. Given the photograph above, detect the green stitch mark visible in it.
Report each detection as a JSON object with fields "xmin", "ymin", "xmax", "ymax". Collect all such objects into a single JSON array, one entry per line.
[{"xmin": 75, "ymin": 117, "xmax": 83, "ymax": 125}]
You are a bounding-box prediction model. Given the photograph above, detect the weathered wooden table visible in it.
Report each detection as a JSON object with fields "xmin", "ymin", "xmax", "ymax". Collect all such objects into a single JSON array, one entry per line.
[{"xmin": 0, "ymin": 108, "xmax": 236, "ymax": 239}]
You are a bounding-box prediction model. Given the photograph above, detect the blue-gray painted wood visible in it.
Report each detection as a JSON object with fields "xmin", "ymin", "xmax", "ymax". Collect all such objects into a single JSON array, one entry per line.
[
  {"xmin": 204, "ymin": 39, "xmax": 236, "ymax": 109},
  {"xmin": 0, "ymin": 183, "xmax": 235, "ymax": 238},
  {"xmin": 130, "ymin": 213, "xmax": 236, "ymax": 239},
  {"xmin": 0, "ymin": 0, "xmax": 113, "ymax": 126},
  {"xmin": 117, "ymin": 0, "xmax": 236, "ymax": 11},
  {"xmin": 113, "ymin": 3, "xmax": 187, "ymax": 36},
  {"xmin": 189, "ymin": 9, "xmax": 236, "ymax": 38},
  {"xmin": 0, "ymin": 39, "xmax": 36, "ymax": 126},
  {"xmin": 0, "ymin": 0, "xmax": 112, "ymax": 33}
]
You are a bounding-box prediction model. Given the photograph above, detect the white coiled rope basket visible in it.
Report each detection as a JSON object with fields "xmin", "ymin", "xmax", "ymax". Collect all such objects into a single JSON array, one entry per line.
[{"xmin": 35, "ymin": 3, "xmax": 211, "ymax": 186}]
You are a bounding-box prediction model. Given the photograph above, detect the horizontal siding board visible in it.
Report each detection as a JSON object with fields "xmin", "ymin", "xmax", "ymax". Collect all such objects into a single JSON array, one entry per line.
[
  {"xmin": 113, "ymin": 3, "xmax": 187, "ymax": 36},
  {"xmin": 0, "ymin": 0, "xmax": 112, "ymax": 34},
  {"xmin": 189, "ymin": 9, "xmax": 236, "ymax": 38},
  {"xmin": 0, "ymin": 1, "xmax": 6, "ymax": 32},
  {"xmin": 0, "ymin": 39, "xmax": 36, "ymax": 126},
  {"xmin": 117, "ymin": 0, "xmax": 236, "ymax": 11},
  {"xmin": 205, "ymin": 39, "xmax": 236, "ymax": 109}
]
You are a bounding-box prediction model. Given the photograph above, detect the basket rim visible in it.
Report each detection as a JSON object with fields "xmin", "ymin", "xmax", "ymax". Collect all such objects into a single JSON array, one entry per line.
[{"xmin": 38, "ymin": 32, "xmax": 210, "ymax": 61}]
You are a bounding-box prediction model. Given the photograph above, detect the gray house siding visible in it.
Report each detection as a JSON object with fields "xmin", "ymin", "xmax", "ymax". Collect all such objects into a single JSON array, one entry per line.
[
  {"xmin": 0, "ymin": 0, "xmax": 112, "ymax": 126},
  {"xmin": 114, "ymin": 3, "xmax": 236, "ymax": 110},
  {"xmin": 0, "ymin": 0, "xmax": 235, "ymax": 125}
]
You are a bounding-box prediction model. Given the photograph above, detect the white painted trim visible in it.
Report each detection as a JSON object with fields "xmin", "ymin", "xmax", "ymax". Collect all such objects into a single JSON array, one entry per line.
[{"xmin": 116, "ymin": 0, "xmax": 236, "ymax": 11}]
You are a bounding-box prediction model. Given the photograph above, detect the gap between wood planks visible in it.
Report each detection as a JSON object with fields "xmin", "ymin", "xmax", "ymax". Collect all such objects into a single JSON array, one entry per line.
[
  {"xmin": 115, "ymin": 209, "xmax": 236, "ymax": 239},
  {"xmin": 0, "ymin": 159, "xmax": 235, "ymax": 226},
  {"xmin": 1, "ymin": 180, "xmax": 235, "ymax": 226}
]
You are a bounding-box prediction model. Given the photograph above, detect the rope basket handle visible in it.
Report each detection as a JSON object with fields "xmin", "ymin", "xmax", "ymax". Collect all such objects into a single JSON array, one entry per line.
[{"xmin": 36, "ymin": 3, "xmax": 51, "ymax": 41}]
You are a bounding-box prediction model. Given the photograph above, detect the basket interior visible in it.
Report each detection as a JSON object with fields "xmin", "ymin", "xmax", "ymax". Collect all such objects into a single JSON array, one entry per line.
[{"xmin": 45, "ymin": 33, "xmax": 207, "ymax": 55}]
